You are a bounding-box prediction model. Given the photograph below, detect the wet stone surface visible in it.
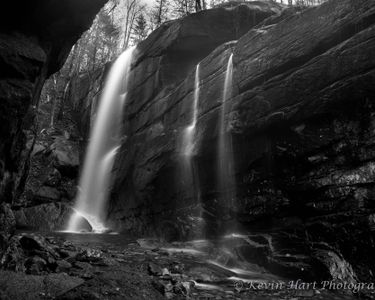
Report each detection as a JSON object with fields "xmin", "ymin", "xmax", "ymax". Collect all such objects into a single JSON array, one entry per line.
[{"xmin": 0, "ymin": 232, "xmax": 370, "ymax": 299}]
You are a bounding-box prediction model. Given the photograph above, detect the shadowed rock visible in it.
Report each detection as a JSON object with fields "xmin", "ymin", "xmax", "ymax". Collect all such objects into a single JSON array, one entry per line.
[
  {"xmin": 0, "ymin": 203, "xmax": 16, "ymax": 237},
  {"xmin": 0, "ymin": 0, "xmax": 108, "ymax": 208},
  {"xmin": 0, "ymin": 271, "xmax": 84, "ymax": 300},
  {"xmin": 14, "ymin": 203, "xmax": 92, "ymax": 232}
]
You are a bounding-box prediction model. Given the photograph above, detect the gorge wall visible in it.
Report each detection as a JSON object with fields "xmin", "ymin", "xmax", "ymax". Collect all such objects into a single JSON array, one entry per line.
[
  {"xmin": 67, "ymin": 0, "xmax": 284, "ymax": 232},
  {"xmin": 111, "ymin": 1, "xmax": 285, "ymax": 236},
  {"xmin": 63, "ymin": 0, "xmax": 375, "ymax": 281},
  {"xmin": 103, "ymin": 0, "xmax": 374, "ymax": 280},
  {"xmin": 0, "ymin": 0, "xmax": 108, "ymax": 232}
]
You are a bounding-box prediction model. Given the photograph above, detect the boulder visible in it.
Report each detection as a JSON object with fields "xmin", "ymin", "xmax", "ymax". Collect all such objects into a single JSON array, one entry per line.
[
  {"xmin": 56, "ymin": 260, "xmax": 72, "ymax": 273},
  {"xmin": 30, "ymin": 144, "xmax": 46, "ymax": 157},
  {"xmin": 34, "ymin": 186, "xmax": 61, "ymax": 203},
  {"xmin": 220, "ymin": 233, "xmax": 357, "ymax": 283},
  {"xmin": 313, "ymin": 246, "xmax": 357, "ymax": 283},
  {"xmin": 0, "ymin": 203, "xmax": 15, "ymax": 236},
  {"xmin": 148, "ymin": 262, "xmax": 164, "ymax": 276},
  {"xmin": 0, "ymin": 271, "xmax": 84, "ymax": 300},
  {"xmin": 51, "ymin": 137, "xmax": 79, "ymax": 177},
  {"xmin": 44, "ymin": 168, "xmax": 62, "ymax": 187},
  {"xmin": 76, "ymin": 248, "xmax": 103, "ymax": 263},
  {"xmin": 0, "ymin": 233, "xmax": 59, "ymax": 272},
  {"xmin": 24, "ymin": 256, "xmax": 47, "ymax": 275},
  {"xmin": 14, "ymin": 202, "xmax": 91, "ymax": 232},
  {"xmin": 53, "ymin": 149, "xmax": 79, "ymax": 175}
]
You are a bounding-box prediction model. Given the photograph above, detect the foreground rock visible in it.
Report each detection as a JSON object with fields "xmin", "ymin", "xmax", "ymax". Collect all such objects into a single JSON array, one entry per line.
[
  {"xmin": 0, "ymin": 272, "xmax": 84, "ymax": 300},
  {"xmin": 0, "ymin": 233, "xmax": 365, "ymax": 300},
  {"xmin": 219, "ymin": 233, "xmax": 357, "ymax": 283}
]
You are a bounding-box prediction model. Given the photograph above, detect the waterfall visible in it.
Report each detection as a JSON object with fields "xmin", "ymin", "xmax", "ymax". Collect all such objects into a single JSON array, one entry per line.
[
  {"xmin": 182, "ymin": 64, "xmax": 200, "ymax": 157},
  {"xmin": 66, "ymin": 47, "xmax": 135, "ymax": 233},
  {"xmin": 180, "ymin": 64, "xmax": 201, "ymax": 208},
  {"xmin": 218, "ymin": 54, "xmax": 236, "ymax": 210}
]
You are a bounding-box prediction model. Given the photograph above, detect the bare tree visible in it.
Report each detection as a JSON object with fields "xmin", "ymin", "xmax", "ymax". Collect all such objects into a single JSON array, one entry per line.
[
  {"xmin": 119, "ymin": 0, "xmax": 145, "ymax": 50},
  {"xmin": 171, "ymin": 0, "xmax": 195, "ymax": 17},
  {"xmin": 133, "ymin": 13, "xmax": 149, "ymax": 44},
  {"xmin": 151, "ymin": 0, "xmax": 170, "ymax": 29},
  {"xmin": 195, "ymin": 0, "xmax": 202, "ymax": 12}
]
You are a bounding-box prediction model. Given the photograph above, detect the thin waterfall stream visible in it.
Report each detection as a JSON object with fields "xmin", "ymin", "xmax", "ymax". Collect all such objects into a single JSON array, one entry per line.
[
  {"xmin": 182, "ymin": 63, "xmax": 200, "ymax": 158},
  {"xmin": 66, "ymin": 47, "xmax": 135, "ymax": 233},
  {"xmin": 218, "ymin": 54, "xmax": 236, "ymax": 213},
  {"xmin": 180, "ymin": 64, "xmax": 201, "ymax": 206}
]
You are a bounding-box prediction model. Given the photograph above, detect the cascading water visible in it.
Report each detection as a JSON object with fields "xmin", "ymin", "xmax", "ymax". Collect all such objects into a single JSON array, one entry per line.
[
  {"xmin": 182, "ymin": 64, "xmax": 200, "ymax": 158},
  {"xmin": 218, "ymin": 54, "xmax": 236, "ymax": 211},
  {"xmin": 179, "ymin": 64, "xmax": 201, "ymax": 220},
  {"xmin": 66, "ymin": 47, "xmax": 135, "ymax": 233}
]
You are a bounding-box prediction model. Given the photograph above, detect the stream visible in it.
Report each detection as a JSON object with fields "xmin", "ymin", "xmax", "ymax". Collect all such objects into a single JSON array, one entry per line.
[{"xmin": 0, "ymin": 231, "xmax": 359, "ymax": 300}]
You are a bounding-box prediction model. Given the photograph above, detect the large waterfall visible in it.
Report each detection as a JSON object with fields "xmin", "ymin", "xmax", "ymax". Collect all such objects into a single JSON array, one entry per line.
[
  {"xmin": 67, "ymin": 47, "xmax": 135, "ymax": 233},
  {"xmin": 218, "ymin": 54, "xmax": 236, "ymax": 210}
]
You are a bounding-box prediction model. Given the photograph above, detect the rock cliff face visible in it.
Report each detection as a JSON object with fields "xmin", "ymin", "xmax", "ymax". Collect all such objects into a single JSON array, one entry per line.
[
  {"xmin": 107, "ymin": 1, "xmax": 284, "ymax": 235},
  {"xmin": 87, "ymin": 0, "xmax": 375, "ymax": 280},
  {"xmin": 0, "ymin": 0, "xmax": 107, "ymax": 216},
  {"xmin": 67, "ymin": 0, "xmax": 283, "ymax": 231},
  {"xmin": 64, "ymin": 0, "xmax": 375, "ymax": 281}
]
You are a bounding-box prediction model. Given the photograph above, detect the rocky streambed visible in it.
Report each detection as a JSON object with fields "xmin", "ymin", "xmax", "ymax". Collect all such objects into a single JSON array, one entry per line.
[{"xmin": 0, "ymin": 232, "xmax": 371, "ymax": 300}]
